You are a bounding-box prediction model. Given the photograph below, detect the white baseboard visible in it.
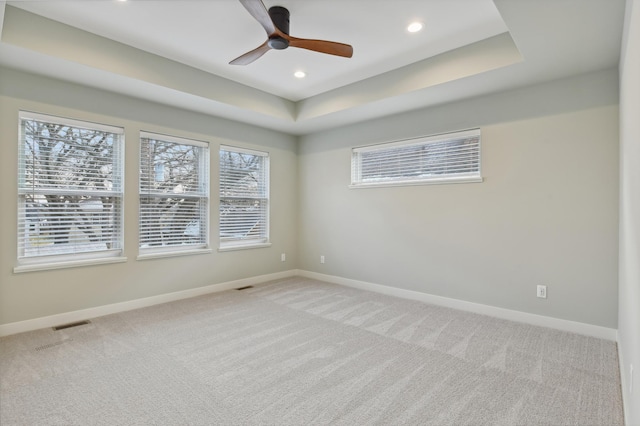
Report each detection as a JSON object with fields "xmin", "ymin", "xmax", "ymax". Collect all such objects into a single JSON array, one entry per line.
[
  {"xmin": 0, "ymin": 269, "xmax": 297, "ymax": 337},
  {"xmin": 1, "ymin": 269, "xmax": 617, "ymax": 341},
  {"xmin": 297, "ymin": 270, "xmax": 618, "ymax": 341}
]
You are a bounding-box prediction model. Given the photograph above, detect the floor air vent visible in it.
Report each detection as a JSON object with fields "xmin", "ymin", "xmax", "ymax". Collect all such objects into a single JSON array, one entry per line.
[
  {"xmin": 236, "ymin": 286, "xmax": 254, "ymax": 290},
  {"xmin": 52, "ymin": 320, "xmax": 91, "ymax": 331}
]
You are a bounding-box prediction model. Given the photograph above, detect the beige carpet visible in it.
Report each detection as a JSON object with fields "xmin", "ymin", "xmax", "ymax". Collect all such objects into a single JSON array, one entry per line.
[{"xmin": 0, "ymin": 277, "xmax": 624, "ymax": 425}]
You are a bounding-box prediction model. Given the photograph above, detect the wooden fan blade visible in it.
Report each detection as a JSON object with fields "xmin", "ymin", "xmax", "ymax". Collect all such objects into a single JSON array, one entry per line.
[
  {"xmin": 239, "ymin": 0, "xmax": 276, "ymax": 36},
  {"xmin": 229, "ymin": 42, "xmax": 271, "ymax": 65},
  {"xmin": 287, "ymin": 36, "xmax": 353, "ymax": 58}
]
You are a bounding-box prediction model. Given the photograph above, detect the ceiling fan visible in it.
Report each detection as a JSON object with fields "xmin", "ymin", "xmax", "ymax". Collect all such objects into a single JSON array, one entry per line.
[{"xmin": 230, "ymin": 0, "xmax": 354, "ymax": 65}]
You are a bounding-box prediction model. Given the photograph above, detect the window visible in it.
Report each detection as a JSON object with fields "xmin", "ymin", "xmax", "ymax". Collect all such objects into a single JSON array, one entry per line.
[
  {"xmin": 139, "ymin": 132, "xmax": 209, "ymax": 257},
  {"xmin": 17, "ymin": 112, "xmax": 124, "ymax": 269},
  {"xmin": 219, "ymin": 145, "xmax": 270, "ymax": 249},
  {"xmin": 351, "ymin": 129, "xmax": 482, "ymax": 188}
]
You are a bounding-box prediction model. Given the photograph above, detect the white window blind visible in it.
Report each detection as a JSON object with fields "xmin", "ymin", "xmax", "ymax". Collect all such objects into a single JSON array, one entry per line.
[
  {"xmin": 139, "ymin": 132, "xmax": 209, "ymax": 256},
  {"xmin": 351, "ymin": 129, "xmax": 482, "ymax": 187},
  {"xmin": 219, "ymin": 145, "xmax": 269, "ymax": 248},
  {"xmin": 17, "ymin": 112, "xmax": 124, "ymax": 265}
]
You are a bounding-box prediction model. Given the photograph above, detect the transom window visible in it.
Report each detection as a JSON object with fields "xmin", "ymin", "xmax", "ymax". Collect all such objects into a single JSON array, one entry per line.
[
  {"xmin": 219, "ymin": 145, "xmax": 270, "ymax": 250},
  {"xmin": 139, "ymin": 132, "xmax": 209, "ymax": 257},
  {"xmin": 17, "ymin": 112, "xmax": 124, "ymax": 268},
  {"xmin": 351, "ymin": 129, "xmax": 482, "ymax": 187}
]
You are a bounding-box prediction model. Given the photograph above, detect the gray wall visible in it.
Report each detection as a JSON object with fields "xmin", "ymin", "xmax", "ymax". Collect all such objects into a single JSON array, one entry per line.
[
  {"xmin": 618, "ymin": 0, "xmax": 640, "ymax": 421},
  {"xmin": 0, "ymin": 66, "xmax": 622, "ymax": 334},
  {"xmin": 0, "ymin": 68, "xmax": 298, "ymax": 325},
  {"xmin": 298, "ymin": 69, "xmax": 620, "ymax": 329}
]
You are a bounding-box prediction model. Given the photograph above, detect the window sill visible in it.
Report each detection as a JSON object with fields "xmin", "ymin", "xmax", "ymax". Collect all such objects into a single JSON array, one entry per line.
[
  {"xmin": 137, "ymin": 248, "xmax": 212, "ymax": 261},
  {"xmin": 218, "ymin": 242, "xmax": 272, "ymax": 252},
  {"xmin": 14, "ymin": 256, "xmax": 128, "ymax": 274},
  {"xmin": 349, "ymin": 176, "xmax": 483, "ymax": 189}
]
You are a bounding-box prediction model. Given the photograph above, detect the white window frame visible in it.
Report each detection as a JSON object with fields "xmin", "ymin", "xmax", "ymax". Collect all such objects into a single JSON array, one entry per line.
[
  {"xmin": 219, "ymin": 145, "xmax": 270, "ymax": 251},
  {"xmin": 16, "ymin": 111, "xmax": 125, "ymax": 272},
  {"xmin": 138, "ymin": 132, "xmax": 210, "ymax": 259},
  {"xmin": 350, "ymin": 129, "xmax": 482, "ymax": 188}
]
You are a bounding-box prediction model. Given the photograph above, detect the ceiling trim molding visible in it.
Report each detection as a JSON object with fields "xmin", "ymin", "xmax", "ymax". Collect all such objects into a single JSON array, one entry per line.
[
  {"xmin": 1, "ymin": 5, "xmax": 522, "ymax": 133},
  {"xmin": 2, "ymin": 5, "xmax": 295, "ymax": 122},
  {"xmin": 296, "ymin": 32, "xmax": 522, "ymax": 122}
]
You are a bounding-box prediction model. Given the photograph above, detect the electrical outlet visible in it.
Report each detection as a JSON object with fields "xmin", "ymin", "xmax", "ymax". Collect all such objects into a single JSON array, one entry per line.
[
  {"xmin": 281, "ymin": 253, "xmax": 286, "ymax": 262},
  {"xmin": 320, "ymin": 255, "xmax": 325, "ymax": 264},
  {"xmin": 537, "ymin": 285, "xmax": 547, "ymax": 298}
]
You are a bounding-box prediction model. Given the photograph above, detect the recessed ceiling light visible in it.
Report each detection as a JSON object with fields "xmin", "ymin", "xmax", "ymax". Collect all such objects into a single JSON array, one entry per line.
[
  {"xmin": 407, "ymin": 22, "xmax": 423, "ymax": 33},
  {"xmin": 294, "ymin": 71, "xmax": 306, "ymax": 79}
]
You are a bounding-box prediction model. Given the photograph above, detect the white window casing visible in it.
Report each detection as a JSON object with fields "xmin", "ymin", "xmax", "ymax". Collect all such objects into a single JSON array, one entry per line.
[
  {"xmin": 351, "ymin": 129, "xmax": 482, "ymax": 188},
  {"xmin": 138, "ymin": 132, "xmax": 210, "ymax": 258},
  {"xmin": 219, "ymin": 145, "xmax": 270, "ymax": 250},
  {"xmin": 16, "ymin": 111, "xmax": 125, "ymax": 271}
]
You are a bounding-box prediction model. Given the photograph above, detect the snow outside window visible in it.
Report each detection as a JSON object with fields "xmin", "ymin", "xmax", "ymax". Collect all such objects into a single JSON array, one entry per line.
[
  {"xmin": 139, "ymin": 132, "xmax": 209, "ymax": 258},
  {"xmin": 351, "ymin": 129, "xmax": 482, "ymax": 188},
  {"xmin": 17, "ymin": 112, "xmax": 124, "ymax": 269},
  {"xmin": 219, "ymin": 145, "xmax": 270, "ymax": 250}
]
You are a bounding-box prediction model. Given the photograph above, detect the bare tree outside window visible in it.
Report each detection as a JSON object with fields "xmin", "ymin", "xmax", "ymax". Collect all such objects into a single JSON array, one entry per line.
[
  {"xmin": 18, "ymin": 114, "xmax": 123, "ymax": 261},
  {"xmin": 219, "ymin": 146, "xmax": 269, "ymax": 247},
  {"xmin": 139, "ymin": 134, "xmax": 209, "ymax": 255}
]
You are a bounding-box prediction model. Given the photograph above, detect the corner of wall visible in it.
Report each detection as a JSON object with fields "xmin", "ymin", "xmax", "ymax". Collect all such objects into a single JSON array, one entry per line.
[{"xmin": 618, "ymin": 0, "xmax": 640, "ymax": 423}]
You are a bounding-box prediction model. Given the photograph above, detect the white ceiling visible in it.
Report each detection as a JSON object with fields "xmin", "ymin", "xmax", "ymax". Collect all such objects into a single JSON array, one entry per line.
[{"xmin": 0, "ymin": 0, "xmax": 627, "ymax": 135}]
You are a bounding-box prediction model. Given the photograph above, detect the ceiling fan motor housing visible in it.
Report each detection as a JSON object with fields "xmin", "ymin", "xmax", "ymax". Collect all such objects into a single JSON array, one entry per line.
[{"xmin": 268, "ymin": 6, "xmax": 290, "ymax": 49}]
